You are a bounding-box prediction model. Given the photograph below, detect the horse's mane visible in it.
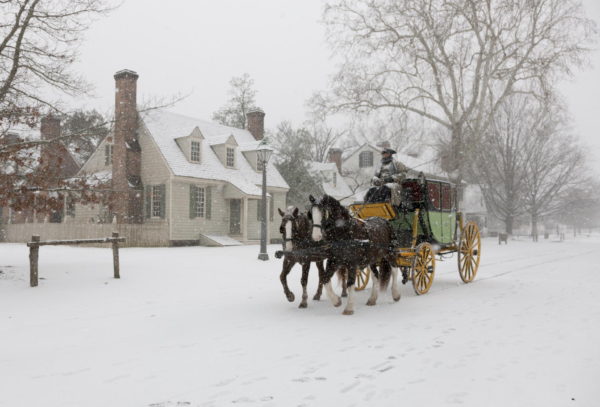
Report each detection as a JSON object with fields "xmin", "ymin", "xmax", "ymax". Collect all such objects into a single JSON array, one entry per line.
[{"xmin": 321, "ymin": 194, "xmax": 351, "ymax": 220}]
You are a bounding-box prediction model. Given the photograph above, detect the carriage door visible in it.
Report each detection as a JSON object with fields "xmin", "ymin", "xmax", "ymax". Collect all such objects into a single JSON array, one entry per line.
[
  {"xmin": 441, "ymin": 184, "xmax": 455, "ymax": 242},
  {"xmin": 427, "ymin": 182, "xmax": 442, "ymax": 241},
  {"xmin": 229, "ymin": 199, "xmax": 242, "ymax": 235}
]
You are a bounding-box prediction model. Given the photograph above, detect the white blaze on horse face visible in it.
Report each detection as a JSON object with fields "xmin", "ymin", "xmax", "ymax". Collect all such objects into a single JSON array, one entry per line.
[
  {"xmin": 311, "ymin": 206, "xmax": 323, "ymax": 241},
  {"xmin": 285, "ymin": 221, "xmax": 293, "ymax": 251}
]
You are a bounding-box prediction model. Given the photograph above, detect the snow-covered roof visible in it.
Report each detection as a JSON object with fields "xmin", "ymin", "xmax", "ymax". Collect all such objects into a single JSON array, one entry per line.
[
  {"xmin": 308, "ymin": 161, "xmax": 353, "ymax": 201},
  {"xmin": 141, "ymin": 110, "xmax": 288, "ymax": 197}
]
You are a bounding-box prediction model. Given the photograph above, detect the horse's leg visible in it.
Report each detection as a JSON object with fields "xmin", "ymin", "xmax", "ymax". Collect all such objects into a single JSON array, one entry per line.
[
  {"xmin": 340, "ymin": 266, "xmax": 348, "ymax": 297},
  {"xmin": 391, "ymin": 265, "xmax": 401, "ymax": 302},
  {"xmin": 279, "ymin": 257, "xmax": 295, "ymax": 302},
  {"xmin": 299, "ymin": 262, "xmax": 310, "ymax": 308},
  {"xmin": 324, "ymin": 260, "xmax": 342, "ymax": 307},
  {"xmin": 343, "ymin": 266, "xmax": 357, "ymax": 315},
  {"xmin": 366, "ymin": 265, "xmax": 380, "ymax": 306},
  {"xmin": 313, "ymin": 260, "xmax": 325, "ymax": 301}
]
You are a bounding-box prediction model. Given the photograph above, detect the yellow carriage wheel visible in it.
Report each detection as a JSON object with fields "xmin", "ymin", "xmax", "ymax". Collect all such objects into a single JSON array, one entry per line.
[
  {"xmin": 458, "ymin": 221, "xmax": 481, "ymax": 283},
  {"xmin": 355, "ymin": 267, "xmax": 371, "ymax": 291},
  {"xmin": 411, "ymin": 243, "xmax": 436, "ymax": 295}
]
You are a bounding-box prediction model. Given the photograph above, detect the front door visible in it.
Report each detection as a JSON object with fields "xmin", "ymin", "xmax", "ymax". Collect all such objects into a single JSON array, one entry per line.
[{"xmin": 229, "ymin": 199, "xmax": 241, "ymax": 235}]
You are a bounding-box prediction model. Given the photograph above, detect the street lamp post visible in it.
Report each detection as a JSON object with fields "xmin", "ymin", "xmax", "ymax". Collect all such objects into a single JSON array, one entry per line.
[{"xmin": 257, "ymin": 144, "xmax": 273, "ymax": 261}]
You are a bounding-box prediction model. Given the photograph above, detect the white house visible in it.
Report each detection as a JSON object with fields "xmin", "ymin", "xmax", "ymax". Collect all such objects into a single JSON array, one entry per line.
[
  {"xmin": 3, "ymin": 70, "xmax": 289, "ymax": 246},
  {"xmin": 307, "ymin": 161, "xmax": 353, "ymax": 201}
]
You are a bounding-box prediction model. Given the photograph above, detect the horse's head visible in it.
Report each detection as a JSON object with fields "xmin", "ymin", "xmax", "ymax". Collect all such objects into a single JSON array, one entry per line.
[
  {"xmin": 278, "ymin": 206, "xmax": 299, "ymax": 251},
  {"xmin": 308, "ymin": 194, "xmax": 349, "ymax": 241}
]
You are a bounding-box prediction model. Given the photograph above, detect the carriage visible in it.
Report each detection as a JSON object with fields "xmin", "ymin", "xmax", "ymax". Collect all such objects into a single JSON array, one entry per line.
[{"xmin": 348, "ymin": 175, "xmax": 481, "ymax": 295}]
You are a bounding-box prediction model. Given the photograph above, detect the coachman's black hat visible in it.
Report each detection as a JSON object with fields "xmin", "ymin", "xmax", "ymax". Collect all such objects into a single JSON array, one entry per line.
[{"xmin": 381, "ymin": 148, "xmax": 397, "ymax": 155}]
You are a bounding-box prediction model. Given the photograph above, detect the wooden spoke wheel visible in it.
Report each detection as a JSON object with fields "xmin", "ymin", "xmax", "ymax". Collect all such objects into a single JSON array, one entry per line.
[
  {"xmin": 411, "ymin": 243, "xmax": 436, "ymax": 295},
  {"xmin": 458, "ymin": 221, "xmax": 481, "ymax": 283},
  {"xmin": 355, "ymin": 267, "xmax": 371, "ymax": 291}
]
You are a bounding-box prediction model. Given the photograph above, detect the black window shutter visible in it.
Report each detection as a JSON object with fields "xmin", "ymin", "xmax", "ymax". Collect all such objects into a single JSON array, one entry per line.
[
  {"xmin": 145, "ymin": 186, "xmax": 151, "ymax": 219},
  {"xmin": 206, "ymin": 186, "xmax": 212, "ymax": 220},
  {"xmin": 189, "ymin": 185, "xmax": 196, "ymax": 219},
  {"xmin": 159, "ymin": 184, "xmax": 166, "ymax": 219}
]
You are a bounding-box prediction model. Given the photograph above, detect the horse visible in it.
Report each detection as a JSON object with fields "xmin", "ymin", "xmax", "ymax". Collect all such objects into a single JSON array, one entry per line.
[
  {"xmin": 278, "ymin": 206, "xmax": 332, "ymax": 308},
  {"xmin": 308, "ymin": 194, "xmax": 401, "ymax": 315}
]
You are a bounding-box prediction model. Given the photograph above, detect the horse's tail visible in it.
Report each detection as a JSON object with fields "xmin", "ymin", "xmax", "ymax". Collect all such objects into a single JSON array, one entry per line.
[{"xmin": 378, "ymin": 260, "xmax": 392, "ymax": 292}]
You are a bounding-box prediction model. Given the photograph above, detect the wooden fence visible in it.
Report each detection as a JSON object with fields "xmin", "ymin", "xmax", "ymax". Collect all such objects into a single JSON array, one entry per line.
[
  {"xmin": 2, "ymin": 223, "xmax": 169, "ymax": 247},
  {"xmin": 27, "ymin": 233, "xmax": 126, "ymax": 287}
]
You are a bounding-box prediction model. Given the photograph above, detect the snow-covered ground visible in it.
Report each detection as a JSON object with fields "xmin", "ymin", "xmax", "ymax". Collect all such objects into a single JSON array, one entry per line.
[{"xmin": 1, "ymin": 236, "xmax": 599, "ymax": 407}]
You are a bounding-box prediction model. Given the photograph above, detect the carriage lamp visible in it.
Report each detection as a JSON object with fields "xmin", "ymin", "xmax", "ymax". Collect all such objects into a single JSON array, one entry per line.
[{"xmin": 257, "ymin": 144, "xmax": 273, "ymax": 261}]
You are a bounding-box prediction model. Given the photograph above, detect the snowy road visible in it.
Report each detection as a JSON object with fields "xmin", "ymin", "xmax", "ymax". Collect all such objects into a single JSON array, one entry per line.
[{"xmin": 1, "ymin": 237, "xmax": 599, "ymax": 407}]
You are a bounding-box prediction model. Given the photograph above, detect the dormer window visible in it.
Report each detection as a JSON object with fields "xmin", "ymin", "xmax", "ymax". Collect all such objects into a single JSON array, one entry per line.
[
  {"xmin": 359, "ymin": 151, "xmax": 373, "ymax": 168},
  {"xmin": 191, "ymin": 140, "xmax": 200, "ymax": 162},
  {"xmin": 226, "ymin": 147, "xmax": 235, "ymax": 167}
]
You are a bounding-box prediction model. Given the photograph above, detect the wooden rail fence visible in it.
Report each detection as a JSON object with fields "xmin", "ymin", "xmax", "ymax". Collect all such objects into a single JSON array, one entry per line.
[{"xmin": 26, "ymin": 232, "xmax": 126, "ymax": 287}]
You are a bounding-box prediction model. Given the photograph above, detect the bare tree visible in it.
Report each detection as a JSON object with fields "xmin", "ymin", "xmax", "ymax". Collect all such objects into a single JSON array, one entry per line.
[
  {"xmin": 212, "ymin": 73, "xmax": 257, "ymax": 129},
  {"xmin": 321, "ymin": 0, "xmax": 596, "ymax": 184},
  {"xmin": 522, "ymin": 103, "xmax": 584, "ymax": 241},
  {"xmin": 476, "ymin": 94, "xmax": 538, "ymax": 234},
  {"xmin": 0, "ymin": 0, "xmax": 113, "ymax": 214},
  {"xmin": 0, "ymin": 0, "xmax": 112, "ymax": 116}
]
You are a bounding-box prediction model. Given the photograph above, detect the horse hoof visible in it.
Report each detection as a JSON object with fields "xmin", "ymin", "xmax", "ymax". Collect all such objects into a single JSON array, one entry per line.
[
  {"xmin": 366, "ymin": 299, "xmax": 376, "ymax": 306},
  {"xmin": 342, "ymin": 309, "xmax": 354, "ymax": 315},
  {"xmin": 334, "ymin": 299, "xmax": 342, "ymax": 307},
  {"xmin": 286, "ymin": 293, "xmax": 295, "ymax": 302},
  {"xmin": 393, "ymin": 295, "xmax": 401, "ymax": 302},
  {"xmin": 341, "ymin": 293, "xmax": 348, "ymax": 298},
  {"xmin": 298, "ymin": 302, "xmax": 307, "ymax": 309},
  {"xmin": 313, "ymin": 295, "xmax": 321, "ymax": 301}
]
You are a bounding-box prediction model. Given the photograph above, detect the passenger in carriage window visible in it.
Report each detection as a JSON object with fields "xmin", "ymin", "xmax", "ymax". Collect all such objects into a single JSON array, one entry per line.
[{"xmin": 370, "ymin": 148, "xmax": 411, "ymax": 206}]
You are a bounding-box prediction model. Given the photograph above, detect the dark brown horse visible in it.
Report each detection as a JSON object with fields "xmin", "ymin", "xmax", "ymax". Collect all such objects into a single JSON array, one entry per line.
[
  {"xmin": 278, "ymin": 206, "xmax": 328, "ymax": 308},
  {"xmin": 308, "ymin": 194, "xmax": 401, "ymax": 315}
]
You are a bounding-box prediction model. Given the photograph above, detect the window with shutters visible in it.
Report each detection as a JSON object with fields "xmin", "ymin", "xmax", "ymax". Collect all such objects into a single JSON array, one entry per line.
[
  {"xmin": 190, "ymin": 141, "xmax": 200, "ymax": 162},
  {"xmin": 359, "ymin": 151, "xmax": 373, "ymax": 168},
  {"xmin": 193, "ymin": 186, "xmax": 205, "ymax": 217},
  {"xmin": 226, "ymin": 147, "xmax": 235, "ymax": 167},
  {"xmin": 104, "ymin": 144, "xmax": 113, "ymax": 166},
  {"xmin": 152, "ymin": 185, "xmax": 162, "ymax": 217}
]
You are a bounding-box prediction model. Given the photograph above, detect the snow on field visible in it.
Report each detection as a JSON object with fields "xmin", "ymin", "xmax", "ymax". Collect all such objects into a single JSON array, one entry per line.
[{"xmin": 1, "ymin": 236, "xmax": 599, "ymax": 407}]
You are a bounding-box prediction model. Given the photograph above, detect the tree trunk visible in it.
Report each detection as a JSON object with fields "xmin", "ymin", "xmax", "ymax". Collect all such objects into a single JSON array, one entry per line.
[
  {"xmin": 505, "ymin": 215, "xmax": 514, "ymax": 235},
  {"xmin": 531, "ymin": 213, "xmax": 538, "ymax": 242}
]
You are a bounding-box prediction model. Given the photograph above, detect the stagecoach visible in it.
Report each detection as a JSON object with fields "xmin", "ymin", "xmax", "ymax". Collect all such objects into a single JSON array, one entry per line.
[{"xmin": 349, "ymin": 175, "xmax": 481, "ymax": 295}]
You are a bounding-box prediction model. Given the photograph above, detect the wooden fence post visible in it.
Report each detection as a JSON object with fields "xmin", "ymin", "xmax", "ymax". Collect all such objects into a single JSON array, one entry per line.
[
  {"xmin": 29, "ymin": 235, "xmax": 40, "ymax": 287},
  {"xmin": 112, "ymin": 232, "xmax": 120, "ymax": 279}
]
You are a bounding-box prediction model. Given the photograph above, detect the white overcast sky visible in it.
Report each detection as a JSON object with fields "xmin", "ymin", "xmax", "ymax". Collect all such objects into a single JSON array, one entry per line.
[{"xmin": 74, "ymin": 0, "xmax": 600, "ymax": 172}]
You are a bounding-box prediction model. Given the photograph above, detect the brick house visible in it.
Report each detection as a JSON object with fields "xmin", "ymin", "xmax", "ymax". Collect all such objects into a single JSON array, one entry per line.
[
  {"xmin": 3, "ymin": 70, "xmax": 289, "ymax": 246},
  {"xmin": 0, "ymin": 115, "xmax": 81, "ymax": 225}
]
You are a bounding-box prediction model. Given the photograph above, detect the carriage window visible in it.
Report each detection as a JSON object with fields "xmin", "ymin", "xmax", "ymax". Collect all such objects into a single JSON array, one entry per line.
[
  {"xmin": 441, "ymin": 184, "xmax": 453, "ymax": 210},
  {"xmin": 427, "ymin": 182, "xmax": 441, "ymax": 210},
  {"xmin": 401, "ymin": 181, "xmax": 423, "ymax": 202},
  {"xmin": 359, "ymin": 151, "xmax": 373, "ymax": 168}
]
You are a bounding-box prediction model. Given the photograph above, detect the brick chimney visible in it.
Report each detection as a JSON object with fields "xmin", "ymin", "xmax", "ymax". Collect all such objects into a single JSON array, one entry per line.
[
  {"xmin": 39, "ymin": 114, "xmax": 63, "ymax": 180},
  {"xmin": 112, "ymin": 69, "xmax": 143, "ymax": 223},
  {"xmin": 328, "ymin": 148, "xmax": 343, "ymax": 173},
  {"xmin": 246, "ymin": 108, "xmax": 265, "ymax": 140}
]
